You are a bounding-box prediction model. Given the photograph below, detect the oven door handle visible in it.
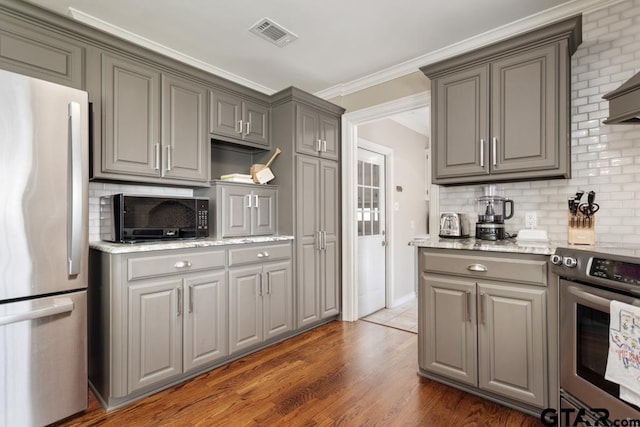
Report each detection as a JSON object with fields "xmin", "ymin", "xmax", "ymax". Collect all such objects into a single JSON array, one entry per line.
[{"xmin": 567, "ymin": 285, "xmax": 614, "ymax": 311}]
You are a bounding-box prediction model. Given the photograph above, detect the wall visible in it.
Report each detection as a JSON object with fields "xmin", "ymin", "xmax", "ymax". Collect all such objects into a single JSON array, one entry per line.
[
  {"xmin": 88, "ymin": 182, "xmax": 192, "ymax": 242},
  {"xmin": 438, "ymin": 0, "xmax": 640, "ymax": 245},
  {"xmin": 358, "ymin": 119, "xmax": 429, "ymax": 304},
  {"xmin": 328, "ymin": 72, "xmax": 430, "ymax": 113}
]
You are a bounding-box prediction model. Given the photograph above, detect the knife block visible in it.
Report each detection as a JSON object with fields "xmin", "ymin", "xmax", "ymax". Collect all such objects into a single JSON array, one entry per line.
[{"xmin": 567, "ymin": 211, "xmax": 595, "ymax": 245}]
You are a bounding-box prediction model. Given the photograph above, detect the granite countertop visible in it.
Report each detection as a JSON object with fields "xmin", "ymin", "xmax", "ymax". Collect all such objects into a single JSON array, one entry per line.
[
  {"xmin": 409, "ymin": 236, "xmax": 556, "ymax": 256},
  {"xmin": 90, "ymin": 235, "xmax": 295, "ymax": 254}
]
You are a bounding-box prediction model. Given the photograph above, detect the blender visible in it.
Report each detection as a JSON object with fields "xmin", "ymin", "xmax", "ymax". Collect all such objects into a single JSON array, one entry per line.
[{"xmin": 475, "ymin": 185, "xmax": 514, "ymax": 240}]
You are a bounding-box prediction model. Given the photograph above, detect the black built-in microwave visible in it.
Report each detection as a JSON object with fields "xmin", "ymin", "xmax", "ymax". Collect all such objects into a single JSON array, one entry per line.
[{"xmin": 100, "ymin": 194, "xmax": 209, "ymax": 242}]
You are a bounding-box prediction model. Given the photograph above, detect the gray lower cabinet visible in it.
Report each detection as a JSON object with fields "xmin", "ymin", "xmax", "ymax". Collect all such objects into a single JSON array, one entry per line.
[
  {"xmin": 418, "ymin": 249, "xmax": 552, "ymax": 413},
  {"xmin": 421, "ymin": 15, "xmax": 581, "ymax": 185},
  {"xmin": 296, "ymin": 155, "xmax": 340, "ymax": 327},
  {"xmin": 0, "ymin": 14, "xmax": 83, "ymax": 88},
  {"xmin": 202, "ymin": 181, "xmax": 277, "ymax": 239},
  {"xmin": 90, "ymin": 52, "xmax": 209, "ymax": 185},
  {"xmin": 89, "ymin": 247, "xmax": 228, "ymax": 408},
  {"xmin": 228, "ymin": 244, "xmax": 293, "ymax": 353},
  {"xmin": 210, "ymin": 90, "xmax": 270, "ymax": 148},
  {"xmin": 296, "ymin": 103, "xmax": 340, "ymax": 161}
]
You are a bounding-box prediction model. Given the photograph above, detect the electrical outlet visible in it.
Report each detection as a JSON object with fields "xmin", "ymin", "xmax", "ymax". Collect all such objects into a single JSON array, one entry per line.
[{"xmin": 525, "ymin": 211, "xmax": 537, "ymax": 229}]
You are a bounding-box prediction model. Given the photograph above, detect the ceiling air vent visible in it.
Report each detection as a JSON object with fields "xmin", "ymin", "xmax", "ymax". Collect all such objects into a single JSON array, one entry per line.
[{"xmin": 249, "ymin": 18, "xmax": 298, "ymax": 47}]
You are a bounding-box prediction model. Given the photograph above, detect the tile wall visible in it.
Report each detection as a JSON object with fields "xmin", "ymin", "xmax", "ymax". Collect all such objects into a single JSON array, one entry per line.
[
  {"xmin": 88, "ymin": 182, "xmax": 193, "ymax": 242},
  {"xmin": 439, "ymin": 0, "xmax": 640, "ymax": 244}
]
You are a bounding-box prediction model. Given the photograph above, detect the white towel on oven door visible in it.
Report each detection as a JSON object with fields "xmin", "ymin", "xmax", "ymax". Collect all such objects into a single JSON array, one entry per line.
[{"xmin": 605, "ymin": 300, "xmax": 640, "ymax": 406}]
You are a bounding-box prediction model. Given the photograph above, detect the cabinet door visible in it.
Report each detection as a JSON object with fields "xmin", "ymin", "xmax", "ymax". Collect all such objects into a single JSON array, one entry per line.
[
  {"xmin": 243, "ymin": 101, "xmax": 270, "ymax": 147},
  {"xmin": 296, "ymin": 156, "xmax": 321, "ymax": 327},
  {"xmin": 477, "ymin": 282, "xmax": 546, "ymax": 407},
  {"xmin": 229, "ymin": 265, "xmax": 263, "ymax": 353},
  {"xmin": 183, "ymin": 270, "xmax": 228, "ymax": 372},
  {"xmin": 490, "ymin": 44, "xmax": 560, "ymax": 176},
  {"xmin": 421, "ymin": 273, "xmax": 477, "ymax": 386},
  {"xmin": 295, "ymin": 104, "xmax": 321, "ymax": 157},
  {"xmin": 433, "ymin": 65, "xmax": 490, "ymax": 181},
  {"xmin": 162, "ymin": 74, "xmax": 209, "ymax": 182},
  {"xmin": 319, "ymin": 114, "xmax": 340, "ymax": 161},
  {"xmin": 252, "ymin": 187, "xmax": 277, "ymax": 236},
  {"xmin": 320, "ymin": 160, "xmax": 340, "ymax": 318},
  {"xmin": 102, "ymin": 53, "xmax": 161, "ymax": 177},
  {"xmin": 219, "ymin": 184, "xmax": 252, "ymax": 237},
  {"xmin": 263, "ymin": 261, "xmax": 293, "ymax": 340},
  {"xmin": 209, "ymin": 90, "xmax": 242, "ymax": 139},
  {"xmin": 128, "ymin": 278, "xmax": 182, "ymax": 393},
  {"xmin": 0, "ymin": 19, "xmax": 83, "ymax": 89}
]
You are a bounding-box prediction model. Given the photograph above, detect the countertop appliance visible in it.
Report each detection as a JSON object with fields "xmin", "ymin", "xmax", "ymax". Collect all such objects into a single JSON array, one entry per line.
[
  {"xmin": 551, "ymin": 245, "xmax": 640, "ymax": 424},
  {"xmin": 439, "ymin": 212, "xmax": 470, "ymax": 238},
  {"xmin": 475, "ymin": 186, "xmax": 514, "ymax": 241},
  {"xmin": 0, "ymin": 70, "xmax": 88, "ymax": 425},
  {"xmin": 100, "ymin": 194, "xmax": 209, "ymax": 243}
]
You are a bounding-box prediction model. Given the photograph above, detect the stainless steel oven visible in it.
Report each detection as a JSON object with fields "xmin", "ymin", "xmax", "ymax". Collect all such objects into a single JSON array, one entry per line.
[{"xmin": 552, "ymin": 246, "xmax": 640, "ymax": 423}]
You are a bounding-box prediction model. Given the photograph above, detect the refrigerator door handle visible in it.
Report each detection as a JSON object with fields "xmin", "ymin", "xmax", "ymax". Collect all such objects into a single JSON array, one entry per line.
[
  {"xmin": 0, "ymin": 297, "xmax": 74, "ymax": 327},
  {"xmin": 68, "ymin": 101, "xmax": 82, "ymax": 276}
]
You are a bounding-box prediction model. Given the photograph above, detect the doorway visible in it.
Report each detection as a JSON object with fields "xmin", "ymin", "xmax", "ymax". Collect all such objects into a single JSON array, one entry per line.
[{"xmin": 357, "ymin": 145, "xmax": 388, "ymax": 317}]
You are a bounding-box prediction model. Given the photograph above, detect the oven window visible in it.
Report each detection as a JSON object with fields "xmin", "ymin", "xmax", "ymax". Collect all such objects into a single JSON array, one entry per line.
[{"xmin": 576, "ymin": 304, "xmax": 620, "ymax": 397}]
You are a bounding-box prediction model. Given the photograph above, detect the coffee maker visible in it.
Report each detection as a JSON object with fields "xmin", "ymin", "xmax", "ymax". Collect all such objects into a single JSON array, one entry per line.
[{"xmin": 475, "ymin": 185, "xmax": 514, "ymax": 240}]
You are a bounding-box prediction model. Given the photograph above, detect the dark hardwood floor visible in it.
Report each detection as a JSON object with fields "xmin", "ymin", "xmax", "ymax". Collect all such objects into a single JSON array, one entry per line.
[{"xmin": 56, "ymin": 321, "xmax": 543, "ymax": 426}]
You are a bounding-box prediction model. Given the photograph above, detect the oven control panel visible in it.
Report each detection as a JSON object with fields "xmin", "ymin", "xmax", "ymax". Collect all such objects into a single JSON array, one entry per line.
[{"xmin": 589, "ymin": 258, "xmax": 640, "ymax": 285}]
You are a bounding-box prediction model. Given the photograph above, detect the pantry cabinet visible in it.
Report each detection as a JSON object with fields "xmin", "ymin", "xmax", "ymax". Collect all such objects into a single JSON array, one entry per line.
[
  {"xmin": 418, "ymin": 248, "xmax": 553, "ymax": 413},
  {"xmin": 90, "ymin": 52, "xmax": 209, "ymax": 185},
  {"xmin": 210, "ymin": 90, "xmax": 270, "ymax": 148},
  {"xmin": 421, "ymin": 15, "xmax": 581, "ymax": 185}
]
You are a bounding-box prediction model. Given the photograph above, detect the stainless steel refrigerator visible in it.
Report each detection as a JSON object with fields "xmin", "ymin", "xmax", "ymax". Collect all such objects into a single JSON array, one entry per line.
[{"xmin": 0, "ymin": 69, "xmax": 88, "ymax": 426}]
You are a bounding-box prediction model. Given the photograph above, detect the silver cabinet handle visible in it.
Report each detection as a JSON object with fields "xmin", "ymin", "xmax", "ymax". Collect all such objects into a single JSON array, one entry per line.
[
  {"xmin": 177, "ymin": 288, "xmax": 182, "ymax": 317},
  {"xmin": 257, "ymin": 251, "xmax": 270, "ymax": 258},
  {"xmin": 245, "ymin": 121, "xmax": 251, "ymax": 136},
  {"xmin": 316, "ymin": 139, "xmax": 322, "ymax": 152},
  {"xmin": 67, "ymin": 101, "xmax": 82, "ymax": 276},
  {"xmin": 165, "ymin": 145, "xmax": 172, "ymax": 171},
  {"xmin": 267, "ymin": 271, "xmax": 272, "ymax": 294},
  {"xmin": 254, "ymin": 195, "xmax": 259, "ymax": 209},
  {"xmin": 492, "ymin": 137, "xmax": 497, "ymax": 166},
  {"xmin": 174, "ymin": 260, "xmax": 192, "ymax": 269},
  {"xmin": 246, "ymin": 194, "xmax": 253, "ymax": 208},
  {"xmin": 0, "ymin": 297, "xmax": 73, "ymax": 326},
  {"xmin": 322, "ymin": 231, "xmax": 327, "ymax": 250},
  {"xmin": 467, "ymin": 264, "xmax": 487, "ymax": 272},
  {"xmin": 258, "ymin": 273, "xmax": 264, "ymax": 296},
  {"xmin": 466, "ymin": 290, "xmax": 472, "ymax": 322},
  {"xmin": 236, "ymin": 120, "xmax": 243, "ymax": 134},
  {"xmin": 479, "ymin": 292, "xmax": 486, "ymax": 324},
  {"xmin": 188, "ymin": 285, "xmax": 194, "ymax": 314},
  {"xmin": 316, "ymin": 231, "xmax": 321, "ymax": 250},
  {"xmin": 322, "ymin": 140, "xmax": 327, "ymax": 152},
  {"xmin": 479, "ymin": 139, "xmax": 485, "ymax": 168},
  {"xmin": 154, "ymin": 143, "xmax": 160, "ymax": 170}
]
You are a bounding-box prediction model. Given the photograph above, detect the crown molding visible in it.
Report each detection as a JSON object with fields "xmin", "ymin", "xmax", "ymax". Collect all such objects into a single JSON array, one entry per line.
[
  {"xmin": 67, "ymin": 7, "xmax": 277, "ymax": 95},
  {"xmin": 314, "ymin": 0, "xmax": 622, "ymax": 100}
]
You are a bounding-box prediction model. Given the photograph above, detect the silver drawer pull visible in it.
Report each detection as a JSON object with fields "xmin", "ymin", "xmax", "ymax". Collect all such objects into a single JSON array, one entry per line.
[
  {"xmin": 257, "ymin": 251, "xmax": 270, "ymax": 258},
  {"xmin": 467, "ymin": 264, "xmax": 487, "ymax": 272},
  {"xmin": 175, "ymin": 260, "xmax": 192, "ymax": 269}
]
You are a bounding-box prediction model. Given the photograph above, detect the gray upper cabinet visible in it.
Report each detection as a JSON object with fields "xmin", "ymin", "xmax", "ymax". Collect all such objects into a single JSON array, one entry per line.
[
  {"xmin": 296, "ymin": 103, "xmax": 340, "ymax": 160},
  {"xmin": 422, "ymin": 15, "xmax": 581, "ymax": 185},
  {"xmin": 92, "ymin": 52, "xmax": 210, "ymax": 186},
  {"xmin": 210, "ymin": 90, "xmax": 270, "ymax": 148},
  {"xmin": 0, "ymin": 15, "xmax": 83, "ymax": 88},
  {"xmin": 201, "ymin": 181, "xmax": 277, "ymax": 239}
]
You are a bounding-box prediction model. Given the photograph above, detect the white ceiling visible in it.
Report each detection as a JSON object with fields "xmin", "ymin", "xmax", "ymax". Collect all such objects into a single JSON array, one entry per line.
[{"xmin": 23, "ymin": 0, "xmax": 598, "ymax": 97}]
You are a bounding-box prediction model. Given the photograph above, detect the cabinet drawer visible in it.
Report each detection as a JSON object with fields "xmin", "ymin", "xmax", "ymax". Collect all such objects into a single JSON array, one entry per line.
[
  {"xmin": 128, "ymin": 250, "xmax": 225, "ymax": 281},
  {"xmin": 228, "ymin": 244, "xmax": 291, "ymax": 267},
  {"xmin": 421, "ymin": 251, "xmax": 547, "ymax": 286}
]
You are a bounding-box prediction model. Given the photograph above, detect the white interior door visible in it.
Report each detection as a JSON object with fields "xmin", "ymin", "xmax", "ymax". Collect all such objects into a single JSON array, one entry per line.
[{"xmin": 357, "ymin": 148, "xmax": 386, "ymax": 317}]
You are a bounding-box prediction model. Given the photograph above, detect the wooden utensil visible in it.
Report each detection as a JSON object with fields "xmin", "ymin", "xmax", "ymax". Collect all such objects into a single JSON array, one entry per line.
[{"xmin": 250, "ymin": 148, "xmax": 281, "ymax": 183}]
